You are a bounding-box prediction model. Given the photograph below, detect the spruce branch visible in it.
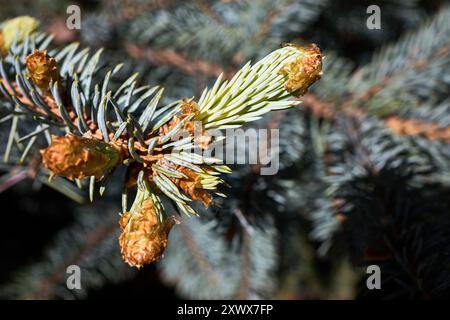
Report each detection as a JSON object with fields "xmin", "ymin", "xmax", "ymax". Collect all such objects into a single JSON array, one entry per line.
[
  {"xmin": 303, "ymin": 92, "xmax": 450, "ymax": 145},
  {"xmin": 0, "ymin": 16, "xmax": 323, "ymax": 268},
  {"xmin": 385, "ymin": 116, "xmax": 450, "ymax": 143},
  {"xmin": 197, "ymin": 43, "xmax": 322, "ymax": 129},
  {"xmin": 348, "ymin": 5, "xmax": 450, "ymax": 116},
  {"xmin": 1, "ymin": 1, "xmax": 448, "ymax": 300},
  {"xmin": 125, "ymin": 43, "xmax": 235, "ymax": 79},
  {"xmin": 128, "ymin": 0, "xmax": 327, "ymax": 63}
]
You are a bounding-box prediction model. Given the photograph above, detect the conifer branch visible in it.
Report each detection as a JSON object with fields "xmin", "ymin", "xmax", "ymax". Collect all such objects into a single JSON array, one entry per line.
[
  {"xmin": 125, "ymin": 43, "xmax": 234, "ymax": 79},
  {"xmin": 0, "ymin": 16, "xmax": 323, "ymax": 268}
]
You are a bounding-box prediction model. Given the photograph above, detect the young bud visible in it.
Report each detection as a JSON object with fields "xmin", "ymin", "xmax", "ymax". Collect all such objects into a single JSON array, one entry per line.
[
  {"xmin": 25, "ymin": 50, "xmax": 61, "ymax": 92},
  {"xmin": 119, "ymin": 197, "xmax": 179, "ymax": 268},
  {"xmin": 40, "ymin": 135, "xmax": 121, "ymax": 180},
  {"xmin": 197, "ymin": 43, "xmax": 323, "ymax": 129},
  {"xmin": 0, "ymin": 16, "xmax": 39, "ymax": 54}
]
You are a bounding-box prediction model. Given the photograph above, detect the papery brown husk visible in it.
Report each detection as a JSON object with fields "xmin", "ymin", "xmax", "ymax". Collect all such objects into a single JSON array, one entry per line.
[
  {"xmin": 40, "ymin": 134, "xmax": 121, "ymax": 180},
  {"xmin": 278, "ymin": 43, "xmax": 323, "ymax": 96},
  {"xmin": 119, "ymin": 198, "xmax": 178, "ymax": 268}
]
